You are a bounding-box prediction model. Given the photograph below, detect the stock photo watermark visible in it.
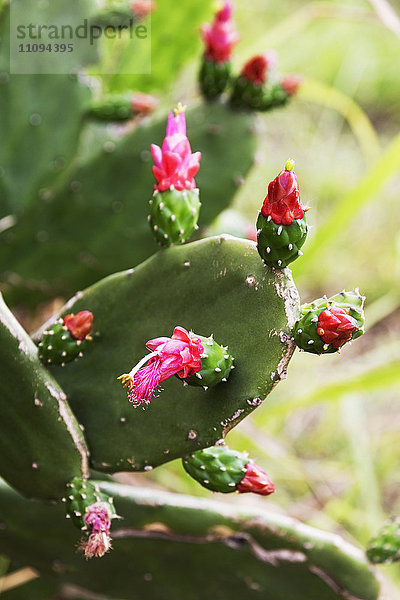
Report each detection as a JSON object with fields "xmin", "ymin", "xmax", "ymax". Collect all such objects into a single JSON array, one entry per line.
[{"xmin": 9, "ymin": 0, "xmax": 151, "ymax": 74}]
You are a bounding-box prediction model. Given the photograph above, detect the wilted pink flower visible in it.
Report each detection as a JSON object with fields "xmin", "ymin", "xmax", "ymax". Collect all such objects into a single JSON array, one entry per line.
[
  {"xmin": 118, "ymin": 326, "xmax": 204, "ymax": 407},
  {"xmin": 241, "ymin": 51, "xmax": 277, "ymax": 85},
  {"xmin": 150, "ymin": 104, "xmax": 201, "ymax": 192},
  {"xmin": 131, "ymin": 92, "xmax": 158, "ymax": 115},
  {"xmin": 80, "ymin": 503, "xmax": 112, "ymax": 559},
  {"xmin": 261, "ymin": 160, "xmax": 309, "ymax": 226},
  {"xmin": 237, "ymin": 462, "xmax": 275, "ymax": 496},
  {"xmin": 201, "ymin": 1, "xmax": 239, "ymax": 63},
  {"xmin": 280, "ymin": 74, "xmax": 303, "ymax": 97},
  {"xmin": 63, "ymin": 311, "xmax": 93, "ymax": 341}
]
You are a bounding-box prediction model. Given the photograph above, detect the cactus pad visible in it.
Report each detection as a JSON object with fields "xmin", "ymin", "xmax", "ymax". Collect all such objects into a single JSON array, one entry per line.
[
  {"xmin": 37, "ymin": 235, "xmax": 300, "ymax": 472},
  {"xmin": 0, "ymin": 479, "xmax": 380, "ymax": 600},
  {"xmin": 0, "ymin": 295, "xmax": 89, "ymax": 500},
  {"xmin": 149, "ymin": 188, "xmax": 201, "ymax": 247}
]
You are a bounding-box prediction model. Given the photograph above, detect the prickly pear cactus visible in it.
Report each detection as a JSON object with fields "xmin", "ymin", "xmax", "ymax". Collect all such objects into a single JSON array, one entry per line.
[
  {"xmin": 0, "ymin": 294, "xmax": 89, "ymax": 500},
  {"xmin": 0, "ymin": 479, "xmax": 381, "ymax": 600},
  {"xmin": 38, "ymin": 311, "xmax": 93, "ymax": 366},
  {"xmin": 185, "ymin": 334, "xmax": 234, "ymax": 388},
  {"xmin": 36, "ymin": 235, "xmax": 299, "ymax": 473}
]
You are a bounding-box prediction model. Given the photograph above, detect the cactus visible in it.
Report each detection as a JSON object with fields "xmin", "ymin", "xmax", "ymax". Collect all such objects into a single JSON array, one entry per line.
[
  {"xmin": 367, "ymin": 518, "xmax": 400, "ymax": 564},
  {"xmin": 199, "ymin": 1, "xmax": 238, "ymax": 100},
  {"xmin": 184, "ymin": 334, "xmax": 234, "ymax": 388},
  {"xmin": 0, "ymin": 294, "xmax": 89, "ymax": 500},
  {"xmin": 257, "ymin": 159, "xmax": 309, "ymax": 268},
  {"xmin": 0, "ymin": 103, "xmax": 257, "ymax": 305},
  {"xmin": 38, "ymin": 311, "xmax": 93, "ymax": 366},
  {"xmin": 294, "ymin": 290, "xmax": 365, "ymax": 354},
  {"xmin": 182, "ymin": 445, "xmax": 275, "ymax": 495},
  {"xmin": 34, "ymin": 235, "xmax": 299, "ymax": 472},
  {"xmin": 0, "ymin": 478, "xmax": 380, "ymax": 600}
]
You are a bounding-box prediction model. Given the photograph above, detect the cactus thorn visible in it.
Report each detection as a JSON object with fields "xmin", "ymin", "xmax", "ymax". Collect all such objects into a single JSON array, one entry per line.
[
  {"xmin": 170, "ymin": 214, "xmax": 176, "ymax": 222},
  {"xmin": 298, "ymin": 250, "xmax": 303, "ymax": 256},
  {"xmin": 222, "ymin": 378, "xmax": 227, "ymax": 382},
  {"xmin": 288, "ymin": 244, "xmax": 293, "ymax": 250},
  {"xmin": 203, "ymin": 386, "xmax": 209, "ymax": 391},
  {"xmin": 266, "ymin": 247, "xmax": 271, "ymax": 253},
  {"xmin": 277, "ymin": 226, "xmax": 282, "ymax": 236}
]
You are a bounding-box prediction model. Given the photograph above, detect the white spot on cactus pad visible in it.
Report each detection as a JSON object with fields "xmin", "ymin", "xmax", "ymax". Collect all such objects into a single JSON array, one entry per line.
[{"xmin": 187, "ymin": 430, "xmax": 197, "ymax": 440}]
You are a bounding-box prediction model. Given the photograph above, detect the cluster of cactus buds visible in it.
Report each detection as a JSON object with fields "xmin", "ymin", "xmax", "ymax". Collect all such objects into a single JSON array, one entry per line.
[
  {"xmin": 118, "ymin": 326, "xmax": 233, "ymax": 408},
  {"xmin": 38, "ymin": 311, "xmax": 93, "ymax": 366},
  {"xmin": 294, "ymin": 290, "xmax": 365, "ymax": 354},
  {"xmin": 199, "ymin": 3, "xmax": 302, "ymax": 111},
  {"xmin": 257, "ymin": 159, "xmax": 309, "ymax": 268},
  {"xmin": 183, "ymin": 445, "xmax": 275, "ymax": 495},
  {"xmin": 63, "ymin": 477, "xmax": 118, "ymax": 559},
  {"xmin": 149, "ymin": 104, "xmax": 201, "ymax": 246}
]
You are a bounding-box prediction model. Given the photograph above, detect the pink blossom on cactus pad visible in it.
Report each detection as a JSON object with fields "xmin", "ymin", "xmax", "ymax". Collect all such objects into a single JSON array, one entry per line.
[
  {"xmin": 261, "ymin": 160, "xmax": 309, "ymax": 226},
  {"xmin": 80, "ymin": 503, "xmax": 112, "ymax": 559},
  {"xmin": 237, "ymin": 462, "xmax": 275, "ymax": 496},
  {"xmin": 63, "ymin": 311, "xmax": 93, "ymax": 341},
  {"xmin": 150, "ymin": 104, "xmax": 201, "ymax": 192},
  {"xmin": 201, "ymin": 1, "xmax": 239, "ymax": 63},
  {"xmin": 317, "ymin": 307, "xmax": 358, "ymax": 349},
  {"xmin": 241, "ymin": 51, "xmax": 277, "ymax": 85},
  {"xmin": 118, "ymin": 326, "xmax": 204, "ymax": 408}
]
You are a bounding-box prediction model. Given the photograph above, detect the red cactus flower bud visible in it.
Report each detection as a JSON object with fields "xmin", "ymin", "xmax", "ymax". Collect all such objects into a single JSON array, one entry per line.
[
  {"xmin": 316, "ymin": 307, "xmax": 358, "ymax": 349},
  {"xmin": 241, "ymin": 51, "xmax": 277, "ymax": 85},
  {"xmin": 150, "ymin": 104, "xmax": 201, "ymax": 192},
  {"xmin": 63, "ymin": 311, "xmax": 93, "ymax": 341},
  {"xmin": 131, "ymin": 92, "xmax": 158, "ymax": 115},
  {"xmin": 131, "ymin": 0, "xmax": 155, "ymax": 20},
  {"xmin": 280, "ymin": 74, "xmax": 303, "ymax": 97},
  {"xmin": 261, "ymin": 159, "xmax": 309, "ymax": 226},
  {"xmin": 200, "ymin": 1, "xmax": 239, "ymax": 63},
  {"xmin": 118, "ymin": 326, "xmax": 203, "ymax": 408},
  {"xmin": 79, "ymin": 503, "xmax": 112, "ymax": 559},
  {"xmin": 237, "ymin": 462, "xmax": 275, "ymax": 496}
]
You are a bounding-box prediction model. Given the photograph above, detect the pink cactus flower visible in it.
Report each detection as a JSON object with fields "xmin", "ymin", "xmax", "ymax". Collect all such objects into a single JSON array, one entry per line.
[
  {"xmin": 131, "ymin": 92, "xmax": 158, "ymax": 115},
  {"xmin": 280, "ymin": 74, "xmax": 304, "ymax": 97},
  {"xmin": 261, "ymin": 159, "xmax": 309, "ymax": 226},
  {"xmin": 241, "ymin": 51, "xmax": 277, "ymax": 85},
  {"xmin": 237, "ymin": 462, "xmax": 275, "ymax": 496},
  {"xmin": 317, "ymin": 307, "xmax": 358, "ymax": 350},
  {"xmin": 118, "ymin": 326, "xmax": 204, "ymax": 407},
  {"xmin": 150, "ymin": 104, "xmax": 201, "ymax": 192},
  {"xmin": 80, "ymin": 503, "xmax": 112, "ymax": 559},
  {"xmin": 63, "ymin": 311, "xmax": 93, "ymax": 341},
  {"xmin": 201, "ymin": 1, "xmax": 239, "ymax": 63}
]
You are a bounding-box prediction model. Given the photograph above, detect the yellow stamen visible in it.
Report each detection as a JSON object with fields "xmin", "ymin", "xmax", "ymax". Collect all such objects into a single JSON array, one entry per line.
[
  {"xmin": 118, "ymin": 374, "xmax": 134, "ymax": 390},
  {"xmin": 173, "ymin": 102, "xmax": 186, "ymax": 116}
]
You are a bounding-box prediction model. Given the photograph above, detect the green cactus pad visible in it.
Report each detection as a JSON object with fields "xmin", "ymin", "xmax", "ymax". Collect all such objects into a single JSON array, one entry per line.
[
  {"xmin": 256, "ymin": 213, "xmax": 308, "ymax": 268},
  {"xmin": 0, "ymin": 479, "xmax": 380, "ymax": 600},
  {"xmin": 65, "ymin": 477, "xmax": 117, "ymax": 531},
  {"xmin": 1, "ymin": 104, "xmax": 257, "ymax": 305},
  {"xmin": 367, "ymin": 518, "xmax": 400, "ymax": 564},
  {"xmin": 89, "ymin": 95, "xmax": 134, "ymax": 121},
  {"xmin": 199, "ymin": 59, "xmax": 232, "ymax": 100},
  {"xmin": 149, "ymin": 188, "xmax": 201, "ymax": 247},
  {"xmin": 293, "ymin": 290, "xmax": 365, "ymax": 354},
  {"xmin": 0, "ymin": 295, "xmax": 89, "ymax": 500},
  {"xmin": 38, "ymin": 320, "xmax": 91, "ymax": 366},
  {"xmin": 182, "ymin": 445, "xmax": 247, "ymax": 492},
  {"xmin": 185, "ymin": 334, "xmax": 233, "ymax": 388},
  {"xmin": 36, "ymin": 236, "xmax": 300, "ymax": 472}
]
